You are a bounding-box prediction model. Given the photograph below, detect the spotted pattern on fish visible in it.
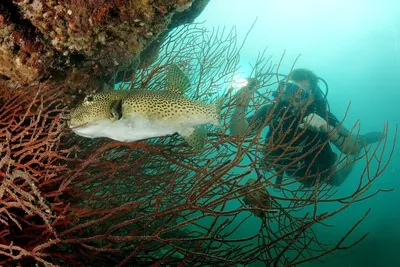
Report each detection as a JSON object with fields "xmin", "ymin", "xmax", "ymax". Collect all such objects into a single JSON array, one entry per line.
[
  {"xmin": 121, "ymin": 90, "xmax": 220, "ymax": 125},
  {"xmin": 68, "ymin": 64, "xmax": 225, "ymax": 150}
]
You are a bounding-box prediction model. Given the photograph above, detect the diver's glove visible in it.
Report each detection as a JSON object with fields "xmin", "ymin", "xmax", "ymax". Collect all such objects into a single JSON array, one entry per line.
[{"xmin": 298, "ymin": 113, "xmax": 331, "ymax": 133}]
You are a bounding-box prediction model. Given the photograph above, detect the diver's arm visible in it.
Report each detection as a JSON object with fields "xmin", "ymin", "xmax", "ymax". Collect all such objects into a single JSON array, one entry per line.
[
  {"xmin": 230, "ymin": 105, "xmax": 250, "ymax": 137},
  {"xmin": 327, "ymin": 154, "xmax": 357, "ymax": 186},
  {"xmin": 327, "ymin": 126, "xmax": 361, "ymax": 156},
  {"xmin": 321, "ymin": 125, "xmax": 360, "ymax": 186},
  {"xmin": 329, "ymin": 126, "xmax": 384, "ymax": 155},
  {"xmin": 229, "ymin": 78, "xmax": 266, "ymax": 137},
  {"xmin": 327, "ymin": 128, "xmax": 360, "ymax": 186},
  {"xmin": 327, "ymin": 126, "xmax": 384, "ymax": 186},
  {"xmin": 324, "ymin": 113, "xmax": 384, "ymax": 155},
  {"xmin": 230, "ymin": 105, "xmax": 270, "ymax": 137},
  {"xmin": 299, "ymin": 114, "xmax": 361, "ymax": 156}
]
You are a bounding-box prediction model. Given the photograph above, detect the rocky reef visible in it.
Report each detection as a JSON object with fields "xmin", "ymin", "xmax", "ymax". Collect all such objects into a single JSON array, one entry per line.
[{"xmin": 0, "ymin": 0, "xmax": 210, "ymax": 92}]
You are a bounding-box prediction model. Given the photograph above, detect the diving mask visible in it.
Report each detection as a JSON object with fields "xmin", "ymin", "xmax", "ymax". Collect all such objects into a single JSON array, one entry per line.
[{"xmin": 278, "ymin": 80, "xmax": 309, "ymax": 101}]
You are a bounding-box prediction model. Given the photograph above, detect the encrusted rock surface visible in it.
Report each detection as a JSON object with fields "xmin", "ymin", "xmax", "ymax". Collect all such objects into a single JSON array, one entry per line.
[{"xmin": 0, "ymin": 0, "xmax": 210, "ymax": 91}]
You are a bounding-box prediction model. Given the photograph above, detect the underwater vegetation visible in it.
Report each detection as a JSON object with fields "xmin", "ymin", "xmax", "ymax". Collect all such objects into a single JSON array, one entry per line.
[{"xmin": 0, "ymin": 21, "xmax": 398, "ymax": 267}]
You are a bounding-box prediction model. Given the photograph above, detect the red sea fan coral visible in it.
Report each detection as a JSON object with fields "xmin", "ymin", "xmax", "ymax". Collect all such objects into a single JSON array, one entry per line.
[
  {"xmin": 0, "ymin": 23, "xmax": 397, "ymax": 267},
  {"xmin": 0, "ymin": 83, "xmax": 75, "ymax": 266}
]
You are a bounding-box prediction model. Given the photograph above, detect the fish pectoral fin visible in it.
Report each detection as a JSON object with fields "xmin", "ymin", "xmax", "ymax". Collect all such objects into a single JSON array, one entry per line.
[
  {"xmin": 179, "ymin": 127, "xmax": 207, "ymax": 150},
  {"xmin": 109, "ymin": 99, "xmax": 123, "ymax": 120},
  {"xmin": 166, "ymin": 64, "xmax": 191, "ymax": 94}
]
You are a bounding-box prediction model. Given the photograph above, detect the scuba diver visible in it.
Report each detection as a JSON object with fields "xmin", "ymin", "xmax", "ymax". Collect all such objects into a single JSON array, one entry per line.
[{"xmin": 229, "ymin": 68, "xmax": 383, "ymax": 187}]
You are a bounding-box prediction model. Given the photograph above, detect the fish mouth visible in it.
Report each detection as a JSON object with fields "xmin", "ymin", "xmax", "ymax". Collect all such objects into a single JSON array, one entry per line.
[{"xmin": 68, "ymin": 121, "xmax": 89, "ymax": 130}]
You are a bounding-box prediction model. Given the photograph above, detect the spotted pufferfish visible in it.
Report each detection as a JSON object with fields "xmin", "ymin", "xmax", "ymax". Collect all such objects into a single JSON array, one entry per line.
[{"xmin": 68, "ymin": 64, "xmax": 225, "ymax": 150}]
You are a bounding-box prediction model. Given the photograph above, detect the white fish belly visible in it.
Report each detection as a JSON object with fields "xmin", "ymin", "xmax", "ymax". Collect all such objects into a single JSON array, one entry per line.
[
  {"xmin": 103, "ymin": 116, "xmax": 185, "ymax": 142},
  {"xmin": 73, "ymin": 113, "xmax": 213, "ymax": 142}
]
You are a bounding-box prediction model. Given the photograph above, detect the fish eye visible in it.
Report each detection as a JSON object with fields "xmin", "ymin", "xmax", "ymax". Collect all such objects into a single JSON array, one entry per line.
[{"xmin": 85, "ymin": 95, "xmax": 94, "ymax": 102}]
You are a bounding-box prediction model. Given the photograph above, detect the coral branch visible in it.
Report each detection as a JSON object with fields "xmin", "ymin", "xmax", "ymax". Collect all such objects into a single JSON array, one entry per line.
[{"xmin": 0, "ymin": 23, "xmax": 396, "ymax": 266}]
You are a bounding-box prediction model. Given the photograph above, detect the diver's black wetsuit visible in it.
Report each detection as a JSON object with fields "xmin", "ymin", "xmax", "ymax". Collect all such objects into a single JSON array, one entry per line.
[{"xmin": 247, "ymin": 102, "xmax": 340, "ymax": 187}]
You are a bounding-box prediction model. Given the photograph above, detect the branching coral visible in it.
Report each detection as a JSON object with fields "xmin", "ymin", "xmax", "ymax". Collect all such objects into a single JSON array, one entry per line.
[
  {"xmin": 59, "ymin": 24, "xmax": 397, "ymax": 266},
  {"xmin": 0, "ymin": 23, "xmax": 397, "ymax": 267},
  {"xmin": 0, "ymin": 83, "xmax": 75, "ymax": 266}
]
